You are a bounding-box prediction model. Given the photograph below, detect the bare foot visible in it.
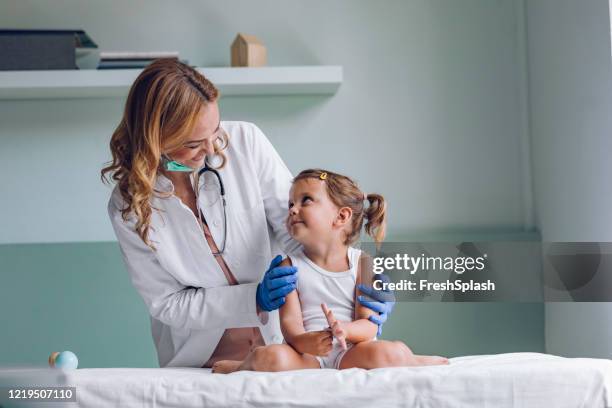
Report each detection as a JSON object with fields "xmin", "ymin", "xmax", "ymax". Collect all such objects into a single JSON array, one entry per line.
[
  {"xmin": 212, "ymin": 360, "xmax": 242, "ymax": 374},
  {"xmin": 412, "ymin": 355, "xmax": 449, "ymax": 366}
]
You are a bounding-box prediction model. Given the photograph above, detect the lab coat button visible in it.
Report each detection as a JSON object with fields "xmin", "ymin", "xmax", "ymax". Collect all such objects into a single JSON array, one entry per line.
[{"xmin": 213, "ymin": 219, "xmax": 221, "ymax": 227}]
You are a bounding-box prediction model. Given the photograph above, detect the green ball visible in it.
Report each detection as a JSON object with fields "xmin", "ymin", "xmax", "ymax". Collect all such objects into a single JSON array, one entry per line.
[{"xmin": 54, "ymin": 351, "xmax": 78, "ymax": 369}]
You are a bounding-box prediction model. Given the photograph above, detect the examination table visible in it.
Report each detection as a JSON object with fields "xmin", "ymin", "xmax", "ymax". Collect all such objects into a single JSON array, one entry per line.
[{"xmin": 1, "ymin": 352, "xmax": 611, "ymax": 407}]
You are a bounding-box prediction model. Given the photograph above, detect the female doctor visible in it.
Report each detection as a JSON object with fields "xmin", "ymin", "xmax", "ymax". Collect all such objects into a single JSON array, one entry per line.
[{"xmin": 102, "ymin": 59, "xmax": 394, "ymax": 368}]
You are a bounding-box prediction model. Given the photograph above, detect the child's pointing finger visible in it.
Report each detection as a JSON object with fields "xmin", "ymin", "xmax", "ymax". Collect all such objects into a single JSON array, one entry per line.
[
  {"xmin": 321, "ymin": 303, "xmax": 347, "ymax": 350},
  {"xmin": 321, "ymin": 303, "xmax": 335, "ymax": 325}
]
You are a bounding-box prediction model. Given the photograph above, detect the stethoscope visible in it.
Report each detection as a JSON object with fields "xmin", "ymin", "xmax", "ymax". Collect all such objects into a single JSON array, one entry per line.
[{"xmin": 194, "ymin": 162, "xmax": 227, "ymax": 256}]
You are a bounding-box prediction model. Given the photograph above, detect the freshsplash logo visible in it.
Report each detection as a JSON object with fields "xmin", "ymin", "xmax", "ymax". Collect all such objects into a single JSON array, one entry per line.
[
  {"xmin": 370, "ymin": 252, "xmax": 495, "ymax": 295},
  {"xmin": 372, "ymin": 253, "xmax": 488, "ymax": 275}
]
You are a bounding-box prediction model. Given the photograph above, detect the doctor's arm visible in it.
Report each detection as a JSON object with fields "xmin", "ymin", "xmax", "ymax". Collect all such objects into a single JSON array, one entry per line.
[{"xmin": 109, "ymin": 203, "xmax": 264, "ymax": 331}]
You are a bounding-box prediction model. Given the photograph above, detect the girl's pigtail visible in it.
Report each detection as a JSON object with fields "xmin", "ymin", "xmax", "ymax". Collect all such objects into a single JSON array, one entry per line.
[{"xmin": 364, "ymin": 193, "xmax": 387, "ymax": 245}]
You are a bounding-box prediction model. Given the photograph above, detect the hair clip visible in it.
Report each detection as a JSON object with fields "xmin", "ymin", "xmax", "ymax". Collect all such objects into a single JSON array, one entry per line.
[{"xmin": 319, "ymin": 172, "xmax": 328, "ymax": 180}]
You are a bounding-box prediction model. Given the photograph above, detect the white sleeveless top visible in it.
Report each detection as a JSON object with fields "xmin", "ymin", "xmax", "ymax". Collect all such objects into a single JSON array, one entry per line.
[{"xmin": 291, "ymin": 247, "xmax": 362, "ymax": 332}]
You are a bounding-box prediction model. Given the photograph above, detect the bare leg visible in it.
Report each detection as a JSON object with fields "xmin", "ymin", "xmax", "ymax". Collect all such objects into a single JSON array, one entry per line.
[
  {"xmin": 211, "ymin": 360, "xmax": 243, "ymax": 374},
  {"xmin": 411, "ymin": 355, "xmax": 450, "ymax": 366},
  {"xmin": 338, "ymin": 340, "xmax": 448, "ymax": 370},
  {"xmin": 212, "ymin": 344, "xmax": 320, "ymax": 374}
]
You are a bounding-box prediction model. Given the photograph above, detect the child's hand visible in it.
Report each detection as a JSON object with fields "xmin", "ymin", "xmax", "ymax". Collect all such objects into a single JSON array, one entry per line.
[
  {"xmin": 298, "ymin": 331, "xmax": 334, "ymax": 356},
  {"xmin": 321, "ymin": 303, "xmax": 348, "ymax": 350}
]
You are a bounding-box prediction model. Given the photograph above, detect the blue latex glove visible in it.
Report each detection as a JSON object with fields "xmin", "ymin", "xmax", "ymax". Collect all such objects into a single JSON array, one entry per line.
[
  {"xmin": 257, "ymin": 255, "xmax": 298, "ymax": 311},
  {"xmin": 357, "ymin": 274, "xmax": 396, "ymax": 336}
]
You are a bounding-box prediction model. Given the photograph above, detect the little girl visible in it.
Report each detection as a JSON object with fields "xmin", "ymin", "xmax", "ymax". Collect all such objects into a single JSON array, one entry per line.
[{"xmin": 213, "ymin": 169, "xmax": 448, "ymax": 373}]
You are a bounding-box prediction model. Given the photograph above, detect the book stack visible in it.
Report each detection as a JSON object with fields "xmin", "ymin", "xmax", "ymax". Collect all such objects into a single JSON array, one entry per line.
[
  {"xmin": 97, "ymin": 51, "xmax": 181, "ymax": 69},
  {"xmin": 0, "ymin": 29, "xmax": 97, "ymax": 70}
]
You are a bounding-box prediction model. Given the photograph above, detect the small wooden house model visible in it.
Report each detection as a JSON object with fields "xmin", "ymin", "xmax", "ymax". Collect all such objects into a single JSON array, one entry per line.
[{"xmin": 231, "ymin": 33, "xmax": 267, "ymax": 67}]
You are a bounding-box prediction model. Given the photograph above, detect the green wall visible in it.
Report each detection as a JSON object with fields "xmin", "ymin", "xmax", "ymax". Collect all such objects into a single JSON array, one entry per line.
[
  {"xmin": 0, "ymin": 243, "xmax": 157, "ymax": 368},
  {"xmin": 384, "ymin": 303, "xmax": 543, "ymax": 357},
  {"xmin": 0, "ymin": 241, "xmax": 543, "ymax": 368}
]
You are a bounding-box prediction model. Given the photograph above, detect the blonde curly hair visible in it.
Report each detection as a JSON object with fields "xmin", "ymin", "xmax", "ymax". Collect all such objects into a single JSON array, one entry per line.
[{"xmin": 101, "ymin": 59, "xmax": 227, "ymax": 248}]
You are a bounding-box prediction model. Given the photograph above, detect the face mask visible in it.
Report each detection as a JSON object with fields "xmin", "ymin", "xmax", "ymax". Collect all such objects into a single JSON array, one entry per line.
[{"xmin": 161, "ymin": 155, "xmax": 194, "ymax": 172}]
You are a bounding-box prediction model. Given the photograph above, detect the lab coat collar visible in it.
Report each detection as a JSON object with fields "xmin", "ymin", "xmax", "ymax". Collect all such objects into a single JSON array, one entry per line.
[
  {"xmin": 155, "ymin": 172, "xmax": 175, "ymax": 193},
  {"xmin": 155, "ymin": 170, "xmax": 206, "ymax": 194}
]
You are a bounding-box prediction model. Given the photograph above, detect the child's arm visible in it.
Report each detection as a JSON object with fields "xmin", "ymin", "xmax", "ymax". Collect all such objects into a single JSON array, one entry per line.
[
  {"xmin": 279, "ymin": 258, "xmax": 334, "ymax": 356},
  {"xmin": 325, "ymin": 255, "xmax": 379, "ymax": 345}
]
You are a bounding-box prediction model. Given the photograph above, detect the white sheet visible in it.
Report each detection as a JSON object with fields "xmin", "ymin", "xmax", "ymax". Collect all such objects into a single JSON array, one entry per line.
[{"xmin": 3, "ymin": 353, "xmax": 611, "ymax": 407}]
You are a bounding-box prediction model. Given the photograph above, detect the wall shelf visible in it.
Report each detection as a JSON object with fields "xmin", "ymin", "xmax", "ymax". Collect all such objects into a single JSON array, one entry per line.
[{"xmin": 0, "ymin": 66, "xmax": 343, "ymax": 99}]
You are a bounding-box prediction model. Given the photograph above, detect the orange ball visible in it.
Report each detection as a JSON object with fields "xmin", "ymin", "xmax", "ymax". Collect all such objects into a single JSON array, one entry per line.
[{"xmin": 48, "ymin": 352, "xmax": 60, "ymax": 367}]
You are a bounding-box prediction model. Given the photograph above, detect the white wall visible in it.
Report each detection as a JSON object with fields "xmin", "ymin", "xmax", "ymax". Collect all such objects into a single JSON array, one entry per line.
[
  {"xmin": 0, "ymin": 0, "xmax": 531, "ymax": 244},
  {"xmin": 526, "ymin": 0, "xmax": 612, "ymax": 357}
]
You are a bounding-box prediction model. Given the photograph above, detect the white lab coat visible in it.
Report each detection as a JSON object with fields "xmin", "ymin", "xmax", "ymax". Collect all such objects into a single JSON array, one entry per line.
[{"xmin": 108, "ymin": 121, "xmax": 299, "ymax": 367}]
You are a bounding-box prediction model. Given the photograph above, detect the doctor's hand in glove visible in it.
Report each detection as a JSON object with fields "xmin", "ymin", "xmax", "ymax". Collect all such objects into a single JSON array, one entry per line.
[
  {"xmin": 357, "ymin": 274, "xmax": 396, "ymax": 336},
  {"xmin": 256, "ymin": 255, "xmax": 297, "ymax": 311}
]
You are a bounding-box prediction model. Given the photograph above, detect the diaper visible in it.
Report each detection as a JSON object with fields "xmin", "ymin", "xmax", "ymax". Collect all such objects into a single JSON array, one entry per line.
[{"xmin": 315, "ymin": 340, "xmax": 354, "ymax": 369}]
